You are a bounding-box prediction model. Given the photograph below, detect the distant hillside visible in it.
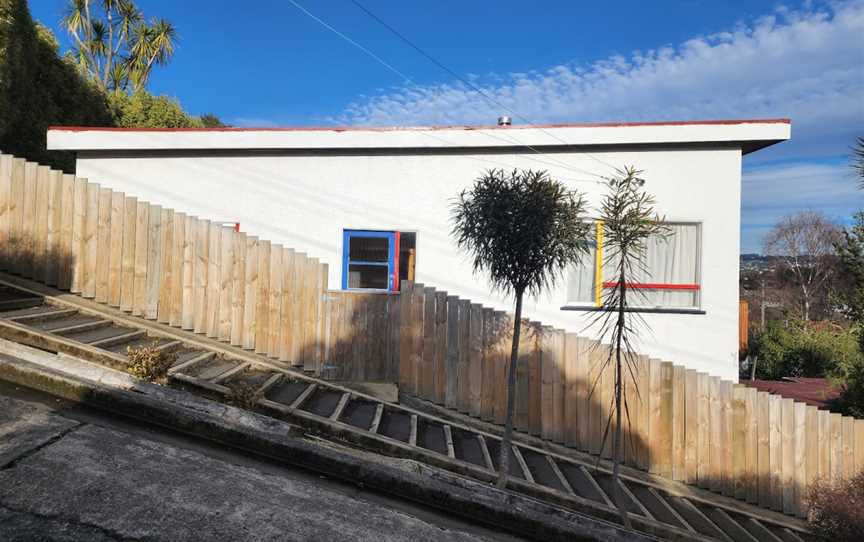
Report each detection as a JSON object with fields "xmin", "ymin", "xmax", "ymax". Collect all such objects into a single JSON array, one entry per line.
[{"xmin": 740, "ymin": 253, "xmax": 774, "ymax": 272}]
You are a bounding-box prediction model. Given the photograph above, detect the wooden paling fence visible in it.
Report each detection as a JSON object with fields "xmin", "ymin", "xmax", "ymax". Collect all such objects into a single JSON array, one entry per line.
[
  {"xmin": 0, "ymin": 154, "xmax": 329, "ymax": 371},
  {"xmin": 396, "ymin": 281, "xmax": 864, "ymax": 518},
  {"xmin": 0, "ymin": 153, "xmax": 862, "ymax": 518},
  {"xmin": 319, "ymin": 290, "xmax": 401, "ymax": 382}
]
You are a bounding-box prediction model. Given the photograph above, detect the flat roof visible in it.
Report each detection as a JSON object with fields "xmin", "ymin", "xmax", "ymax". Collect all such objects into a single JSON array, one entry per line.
[{"xmin": 47, "ymin": 118, "xmax": 790, "ymax": 155}]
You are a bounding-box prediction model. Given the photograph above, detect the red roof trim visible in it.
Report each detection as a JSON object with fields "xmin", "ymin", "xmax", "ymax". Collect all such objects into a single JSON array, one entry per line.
[{"xmin": 47, "ymin": 118, "xmax": 791, "ymax": 133}]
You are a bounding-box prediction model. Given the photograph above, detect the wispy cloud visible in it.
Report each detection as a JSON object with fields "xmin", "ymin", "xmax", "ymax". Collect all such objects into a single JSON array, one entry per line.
[
  {"xmin": 340, "ymin": 1, "xmax": 864, "ymax": 252},
  {"xmin": 340, "ymin": 1, "xmax": 864, "ymax": 160},
  {"xmin": 741, "ymin": 159, "xmax": 862, "ymax": 252}
]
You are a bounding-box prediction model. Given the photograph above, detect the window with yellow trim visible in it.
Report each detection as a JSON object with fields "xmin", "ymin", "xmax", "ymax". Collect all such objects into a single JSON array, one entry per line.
[{"xmin": 565, "ymin": 222, "xmax": 702, "ymax": 310}]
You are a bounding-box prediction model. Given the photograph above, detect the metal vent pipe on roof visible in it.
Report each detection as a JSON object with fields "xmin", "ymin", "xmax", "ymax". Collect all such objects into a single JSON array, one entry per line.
[{"xmin": 497, "ymin": 116, "xmax": 512, "ymax": 126}]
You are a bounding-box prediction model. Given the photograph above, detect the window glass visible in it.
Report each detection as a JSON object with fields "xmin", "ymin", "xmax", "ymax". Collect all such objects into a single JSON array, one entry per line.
[
  {"xmin": 342, "ymin": 230, "xmax": 394, "ymax": 291},
  {"xmin": 348, "ymin": 263, "xmax": 389, "ymax": 289},
  {"xmin": 567, "ymin": 240, "xmax": 597, "ymax": 304},
  {"xmin": 567, "ymin": 222, "xmax": 701, "ymax": 309},
  {"xmin": 349, "ymin": 236, "xmax": 389, "ymax": 263}
]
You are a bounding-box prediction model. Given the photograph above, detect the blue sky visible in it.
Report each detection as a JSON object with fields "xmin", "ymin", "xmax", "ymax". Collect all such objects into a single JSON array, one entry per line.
[{"xmin": 31, "ymin": 0, "xmax": 863, "ymax": 252}]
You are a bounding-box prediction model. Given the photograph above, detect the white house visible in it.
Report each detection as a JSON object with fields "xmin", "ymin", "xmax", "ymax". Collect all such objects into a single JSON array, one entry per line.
[{"xmin": 48, "ymin": 118, "xmax": 790, "ymax": 381}]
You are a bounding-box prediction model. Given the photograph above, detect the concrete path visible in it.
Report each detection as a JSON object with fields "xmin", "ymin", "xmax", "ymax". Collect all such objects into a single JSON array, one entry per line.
[{"xmin": 0, "ymin": 382, "xmax": 524, "ymax": 541}]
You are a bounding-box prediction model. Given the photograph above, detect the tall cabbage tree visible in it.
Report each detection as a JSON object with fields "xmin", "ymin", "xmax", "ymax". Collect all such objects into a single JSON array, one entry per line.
[
  {"xmin": 63, "ymin": 0, "xmax": 176, "ymax": 92},
  {"xmin": 592, "ymin": 166, "xmax": 669, "ymax": 527},
  {"xmin": 452, "ymin": 169, "xmax": 591, "ymax": 488}
]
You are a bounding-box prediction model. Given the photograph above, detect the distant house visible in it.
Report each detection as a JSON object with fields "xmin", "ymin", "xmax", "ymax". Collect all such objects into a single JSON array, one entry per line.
[{"xmin": 48, "ymin": 118, "xmax": 790, "ymax": 381}]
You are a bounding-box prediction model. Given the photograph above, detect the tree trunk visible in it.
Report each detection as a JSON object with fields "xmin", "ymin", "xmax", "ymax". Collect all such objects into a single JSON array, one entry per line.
[
  {"xmin": 801, "ymin": 283, "xmax": 811, "ymax": 321},
  {"xmin": 497, "ymin": 291, "xmax": 523, "ymax": 489},
  {"xmin": 612, "ymin": 268, "xmax": 632, "ymax": 529}
]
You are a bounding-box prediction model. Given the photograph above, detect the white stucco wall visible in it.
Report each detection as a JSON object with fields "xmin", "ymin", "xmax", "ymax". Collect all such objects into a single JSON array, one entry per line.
[{"xmin": 49, "ymin": 122, "xmax": 790, "ymax": 381}]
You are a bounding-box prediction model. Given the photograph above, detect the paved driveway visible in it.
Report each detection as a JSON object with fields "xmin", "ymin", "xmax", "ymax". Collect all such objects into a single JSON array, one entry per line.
[{"xmin": 0, "ymin": 383, "xmax": 522, "ymax": 541}]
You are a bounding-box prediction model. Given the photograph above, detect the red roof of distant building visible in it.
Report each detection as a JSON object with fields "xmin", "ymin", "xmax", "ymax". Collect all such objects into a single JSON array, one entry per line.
[{"xmin": 743, "ymin": 377, "xmax": 841, "ymax": 410}]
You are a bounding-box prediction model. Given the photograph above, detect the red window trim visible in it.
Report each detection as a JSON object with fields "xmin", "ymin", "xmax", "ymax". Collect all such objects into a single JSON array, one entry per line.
[
  {"xmin": 602, "ymin": 282, "xmax": 700, "ymax": 291},
  {"xmin": 393, "ymin": 231, "xmax": 401, "ymax": 292}
]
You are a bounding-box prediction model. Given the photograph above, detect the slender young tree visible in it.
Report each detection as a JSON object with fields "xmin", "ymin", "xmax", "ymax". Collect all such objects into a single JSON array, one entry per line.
[
  {"xmin": 451, "ymin": 169, "xmax": 591, "ymax": 489},
  {"xmin": 591, "ymin": 166, "xmax": 669, "ymax": 528}
]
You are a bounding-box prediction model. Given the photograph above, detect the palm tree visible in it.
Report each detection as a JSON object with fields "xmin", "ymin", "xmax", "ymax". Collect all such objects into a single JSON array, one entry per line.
[
  {"xmin": 451, "ymin": 169, "xmax": 591, "ymax": 489},
  {"xmin": 63, "ymin": 0, "xmax": 175, "ymax": 93},
  {"xmin": 591, "ymin": 166, "xmax": 669, "ymax": 528}
]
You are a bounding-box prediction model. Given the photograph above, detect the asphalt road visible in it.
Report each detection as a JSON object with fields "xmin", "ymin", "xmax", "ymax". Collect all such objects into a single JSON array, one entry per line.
[{"xmin": 0, "ymin": 381, "xmax": 525, "ymax": 541}]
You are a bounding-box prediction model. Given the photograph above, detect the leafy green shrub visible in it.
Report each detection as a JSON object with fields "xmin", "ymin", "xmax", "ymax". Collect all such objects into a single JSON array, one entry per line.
[
  {"xmin": 0, "ymin": 0, "xmax": 113, "ymax": 171},
  {"xmin": 0, "ymin": 1, "xmax": 223, "ymax": 171},
  {"xmin": 126, "ymin": 341, "xmax": 176, "ymax": 384},
  {"xmin": 807, "ymin": 471, "xmax": 864, "ymax": 540},
  {"xmin": 107, "ymin": 90, "xmax": 205, "ymax": 129},
  {"xmin": 225, "ymin": 380, "xmax": 262, "ymax": 410},
  {"xmin": 751, "ymin": 320, "xmax": 861, "ymax": 380},
  {"xmin": 831, "ymin": 347, "xmax": 864, "ymax": 418}
]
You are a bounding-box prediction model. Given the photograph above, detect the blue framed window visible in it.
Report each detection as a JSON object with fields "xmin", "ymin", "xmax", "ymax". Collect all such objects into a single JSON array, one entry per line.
[{"xmin": 342, "ymin": 230, "xmax": 396, "ymax": 291}]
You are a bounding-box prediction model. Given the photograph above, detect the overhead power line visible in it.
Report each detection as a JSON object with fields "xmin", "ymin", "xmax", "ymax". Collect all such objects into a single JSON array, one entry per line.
[
  {"xmin": 285, "ymin": 0, "xmax": 606, "ymax": 183},
  {"xmin": 286, "ymin": 0, "xmax": 413, "ymax": 84},
  {"xmin": 348, "ymin": 0, "xmax": 618, "ymax": 173}
]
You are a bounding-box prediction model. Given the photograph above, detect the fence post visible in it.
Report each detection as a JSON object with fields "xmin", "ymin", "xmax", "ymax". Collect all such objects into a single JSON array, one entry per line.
[
  {"xmin": 410, "ymin": 283, "xmax": 425, "ymax": 395},
  {"xmin": 156, "ymin": 208, "xmax": 174, "ymax": 322},
  {"xmin": 552, "ymin": 329, "xmax": 566, "ymax": 445},
  {"xmin": 398, "ymin": 280, "xmax": 413, "ymax": 391},
  {"xmin": 434, "ymin": 290, "xmax": 448, "ymax": 404},
  {"xmin": 0, "ymin": 155, "xmax": 11, "ymax": 270},
  {"xmin": 267, "ymin": 244, "xmax": 283, "ymax": 357},
  {"xmin": 45, "ymin": 170, "xmax": 62, "ymax": 287},
  {"xmin": 793, "ymin": 401, "xmax": 807, "ymax": 518},
  {"xmin": 131, "ymin": 200, "xmax": 149, "ymax": 316},
  {"xmin": 241, "ymin": 235, "xmax": 258, "ymax": 345},
  {"xmin": 671, "ymin": 364, "xmax": 686, "ymax": 481},
  {"xmin": 143, "ymin": 204, "xmax": 162, "ymax": 319},
  {"xmin": 731, "ymin": 385, "xmax": 747, "ymax": 498},
  {"xmin": 57, "ymin": 174, "xmax": 76, "ymax": 290},
  {"xmin": 467, "ymin": 302, "xmax": 482, "ymax": 417},
  {"xmin": 719, "ymin": 380, "xmax": 733, "ymax": 495},
  {"xmin": 539, "ymin": 326, "xmax": 554, "ymax": 441},
  {"xmin": 118, "ymin": 196, "xmax": 136, "ymax": 311},
  {"xmin": 106, "ymin": 191, "xmax": 124, "ymax": 305},
  {"xmin": 253, "ymin": 239, "xmax": 270, "ymax": 354},
  {"xmin": 456, "ymin": 299, "xmax": 470, "ymax": 412},
  {"xmin": 516, "ymin": 319, "xmax": 530, "ymax": 431},
  {"xmin": 564, "ymin": 333, "xmax": 580, "ymax": 449},
  {"xmin": 81, "ymin": 182, "xmax": 100, "ymax": 297},
  {"xmin": 204, "ymin": 221, "xmax": 221, "ymax": 334},
  {"xmin": 418, "ymin": 287, "xmax": 433, "ymax": 399},
  {"xmin": 768, "ymin": 394, "xmax": 783, "ymax": 511},
  {"xmin": 781, "ymin": 398, "xmax": 795, "ymax": 514},
  {"xmin": 278, "ymin": 248, "xmax": 294, "ymax": 363},
  {"xmin": 315, "ymin": 263, "xmax": 330, "ymax": 373},
  {"xmin": 445, "ymin": 295, "xmax": 459, "ymax": 409},
  {"xmin": 169, "ymin": 212, "xmax": 186, "ymax": 327}
]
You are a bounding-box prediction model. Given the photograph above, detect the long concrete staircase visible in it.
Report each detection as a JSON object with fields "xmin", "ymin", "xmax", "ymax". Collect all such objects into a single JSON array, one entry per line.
[{"xmin": 0, "ymin": 276, "xmax": 811, "ymax": 542}]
